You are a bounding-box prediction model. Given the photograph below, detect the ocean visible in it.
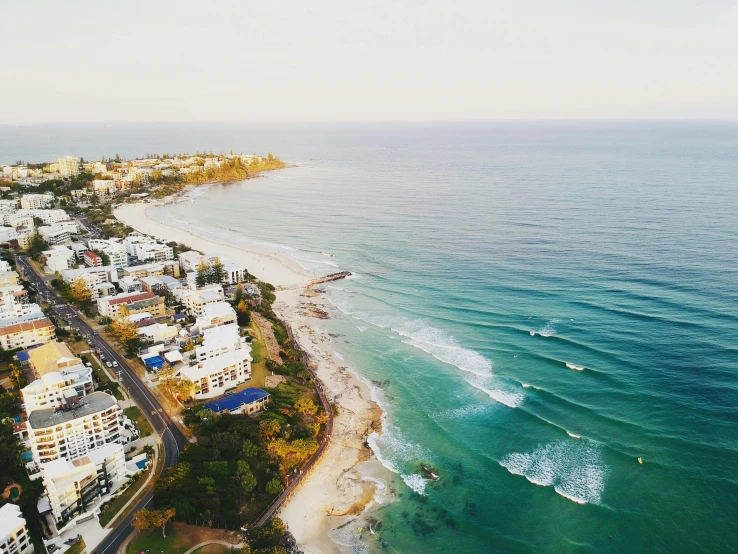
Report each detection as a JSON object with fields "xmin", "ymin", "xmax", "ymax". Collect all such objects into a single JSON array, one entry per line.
[{"xmin": 3, "ymin": 122, "xmax": 738, "ymax": 552}]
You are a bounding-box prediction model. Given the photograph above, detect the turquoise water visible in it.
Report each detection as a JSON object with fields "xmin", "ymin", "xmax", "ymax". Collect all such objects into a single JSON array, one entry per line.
[{"xmin": 3, "ymin": 123, "xmax": 738, "ymax": 552}]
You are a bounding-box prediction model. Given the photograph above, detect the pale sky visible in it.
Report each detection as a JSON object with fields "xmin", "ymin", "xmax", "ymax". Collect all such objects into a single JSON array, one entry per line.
[{"xmin": 2, "ymin": 0, "xmax": 738, "ymax": 122}]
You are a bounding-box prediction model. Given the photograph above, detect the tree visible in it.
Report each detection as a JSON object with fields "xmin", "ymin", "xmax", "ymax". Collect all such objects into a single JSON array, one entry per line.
[
  {"xmin": 109, "ymin": 317, "xmax": 139, "ymax": 345},
  {"xmin": 236, "ymin": 300, "xmax": 250, "ymax": 326},
  {"xmin": 9, "ymin": 363, "xmax": 26, "ymax": 389},
  {"xmin": 236, "ymin": 460, "xmax": 257, "ymax": 495},
  {"xmin": 158, "ymin": 364, "xmax": 178, "ymax": 396},
  {"xmin": 259, "ymin": 419, "xmax": 281, "ymax": 443},
  {"xmin": 195, "ymin": 260, "xmax": 210, "ymax": 288},
  {"xmin": 294, "ymin": 397, "xmax": 317, "ymax": 417},
  {"xmin": 175, "ymin": 379, "xmax": 198, "ymax": 401},
  {"xmin": 210, "ymin": 257, "xmax": 225, "ymax": 284},
  {"xmin": 132, "ymin": 508, "xmax": 176, "ymax": 538},
  {"xmin": 234, "ymin": 279, "xmax": 245, "ymax": 305},
  {"xmin": 70, "ymin": 277, "xmax": 92, "ymax": 304},
  {"xmin": 266, "ymin": 478, "xmax": 283, "ymax": 496}
]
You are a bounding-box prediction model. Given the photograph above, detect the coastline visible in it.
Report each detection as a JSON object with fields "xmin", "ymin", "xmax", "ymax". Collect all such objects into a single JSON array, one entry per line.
[{"xmin": 114, "ymin": 200, "xmax": 388, "ymax": 554}]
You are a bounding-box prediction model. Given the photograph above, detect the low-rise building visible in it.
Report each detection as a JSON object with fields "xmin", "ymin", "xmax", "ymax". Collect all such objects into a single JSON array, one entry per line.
[
  {"xmin": 27, "ymin": 392, "xmax": 125, "ymax": 466},
  {"xmin": 195, "ymin": 323, "xmax": 245, "ymax": 362},
  {"xmin": 97, "ymin": 291, "xmax": 157, "ymax": 319},
  {"xmin": 177, "ymin": 250, "xmax": 205, "ymax": 273},
  {"xmin": 0, "ymin": 504, "xmax": 34, "ymax": 554},
  {"xmin": 205, "ymin": 388, "xmax": 269, "ymax": 415},
  {"xmin": 60, "ymin": 266, "xmax": 118, "ymax": 299},
  {"xmin": 122, "ymin": 262, "xmax": 164, "ymax": 279},
  {"xmin": 137, "ymin": 322, "xmax": 178, "ymax": 344},
  {"xmin": 121, "ymin": 296, "xmax": 165, "ymax": 318},
  {"xmin": 0, "ymin": 317, "xmax": 55, "ymax": 350},
  {"xmin": 92, "ymin": 179, "xmax": 116, "ymax": 195},
  {"xmin": 39, "ymin": 225, "xmax": 71, "ymax": 245},
  {"xmin": 176, "ymin": 284, "xmax": 224, "ymax": 317},
  {"xmin": 118, "ymin": 275, "xmax": 142, "ymax": 293}
]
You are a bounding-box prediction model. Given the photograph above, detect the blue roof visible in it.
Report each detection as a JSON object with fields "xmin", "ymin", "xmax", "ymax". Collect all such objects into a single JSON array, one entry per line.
[
  {"xmin": 144, "ymin": 355, "xmax": 165, "ymax": 369},
  {"xmin": 16, "ymin": 351, "xmax": 30, "ymax": 362},
  {"xmin": 205, "ymin": 388, "xmax": 269, "ymax": 413},
  {"xmin": 172, "ymin": 314, "xmax": 186, "ymax": 320}
]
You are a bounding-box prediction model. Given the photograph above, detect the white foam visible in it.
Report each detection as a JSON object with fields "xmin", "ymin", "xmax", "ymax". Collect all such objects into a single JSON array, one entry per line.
[
  {"xmin": 522, "ymin": 383, "xmax": 531, "ymax": 388},
  {"xmin": 566, "ymin": 432, "xmax": 581, "ymax": 439},
  {"xmin": 566, "ymin": 363, "xmax": 585, "ymax": 371},
  {"xmin": 500, "ymin": 440, "xmax": 607, "ymax": 504},
  {"xmin": 355, "ymin": 325, "xmax": 367, "ymax": 333},
  {"xmin": 465, "ymin": 377, "xmax": 525, "ymax": 408},
  {"xmin": 401, "ymin": 473, "xmax": 428, "ymax": 495},
  {"xmin": 333, "ymin": 351, "xmax": 345, "ymax": 362},
  {"xmin": 533, "ymin": 318, "xmax": 561, "ymax": 337}
]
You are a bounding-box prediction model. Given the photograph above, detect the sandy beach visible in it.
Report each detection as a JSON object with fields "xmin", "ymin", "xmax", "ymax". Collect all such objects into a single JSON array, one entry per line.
[{"xmin": 114, "ymin": 201, "xmax": 387, "ymax": 554}]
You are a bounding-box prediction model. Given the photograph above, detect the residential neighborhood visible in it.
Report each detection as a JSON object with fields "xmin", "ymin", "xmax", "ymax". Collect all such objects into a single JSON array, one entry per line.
[{"xmin": 0, "ymin": 165, "xmax": 309, "ymax": 554}]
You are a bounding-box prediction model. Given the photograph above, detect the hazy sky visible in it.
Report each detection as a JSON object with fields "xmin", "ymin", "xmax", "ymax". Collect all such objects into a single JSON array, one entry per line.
[{"xmin": 2, "ymin": 0, "xmax": 738, "ymax": 122}]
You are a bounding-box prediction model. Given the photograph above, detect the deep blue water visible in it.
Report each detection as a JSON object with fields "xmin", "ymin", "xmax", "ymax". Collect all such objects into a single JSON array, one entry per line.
[{"xmin": 2, "ymin": 122, "xmax": 738, "ymax": 552}]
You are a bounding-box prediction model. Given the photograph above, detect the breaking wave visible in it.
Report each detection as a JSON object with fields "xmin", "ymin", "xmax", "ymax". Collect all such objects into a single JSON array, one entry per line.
[
  {"xmin": 500, "ymin": 440, "xmax": 607, "ymax": 504},
  {"xmin": 566, "ymin": 362, "xmax": 585, "ymax": 371},
  {"xmin": 531, "ymin": 318, "xmax": 561, "ymax": 337}
]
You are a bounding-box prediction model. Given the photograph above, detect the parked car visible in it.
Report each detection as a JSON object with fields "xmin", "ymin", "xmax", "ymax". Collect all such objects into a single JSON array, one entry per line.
[
  {"xmin": 105, "ymin": 362, "xmax": 112, "ymax": 368},
  {"xmin": 112, "ymin": 361, "xmax": 118, "ymax": 367}
]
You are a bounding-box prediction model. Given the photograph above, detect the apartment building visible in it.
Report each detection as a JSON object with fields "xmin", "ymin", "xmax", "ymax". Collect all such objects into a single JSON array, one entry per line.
[
  {"xmin": 0, "ymin": 317, "xmax": 55, "ymax": 350},
  {"xmin": 83, "ymin": 250, "xmax": 102, "ymax": 267},
  {"xmin": 123, "ymin": 236, "xmax": 173, "ymax": 263},
  {"xmin": 193, "ymin": 302, "xmax": 237, "ymax": 332},
  {"xmin": 87, "ymin": 238, "xmax": 128, "ymax": 267},
  {"xmin": 16, "ymin": 209, "xmax": 69, "ymax": 225},
  {"xmin": 180, "ymin": 347, "xmax": 252, "ymax": 400},
  {"xmin": 43, "ymin": 246, "xmax": 76, "ymax": 272},
  {"xmin": 40, "ymin": 443, "xmax": 126, "ymax": 529},
  {"xmin": 176, "ymin": 284, "xmax": 224, "ymax": 317},
  {"xmin": 195, "ymin": 323, "xmax": 245, "ymax": 362},
  {"xmin": 177, "ymin": 250, "xmax": 205, "ymax": 272},
  {"xmin": 27, "ymin": 392, "xmax": 124, "ymax": 466},
  {"xmin": 58, "ymin": 156, "xmax": 79, "ymax": 177},
  {"xmin": 39, "ymin": 225, "xmax": 71, "ymax": 245},
  {"xmin": 97, "ymin": 291, "xmax": 162, "ymax": 319},
  {"xmin": 91, "ymin": 179, "xmax": 116, "ymax": 194},
  {"xmin": 22, "ymin": 341, "xmax": 94, "ymax": 412},
  {"xmin": 20, "ymin": 193, "xmax": 54, "ymax": 209},
  {"xmin": 0, "ymin": 504, "xmax": 34, "ymax": 554},
  {"xmin": 60, "ymin": 266, "xmax": 119, "ymax": 298},
  {"xmin": 122, "ymin": 262, "xmax": 164, "ymax": 279}
]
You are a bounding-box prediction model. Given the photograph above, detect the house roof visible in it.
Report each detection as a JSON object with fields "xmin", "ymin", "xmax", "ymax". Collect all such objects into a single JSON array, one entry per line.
[
  {"xmin": 205, "ymin": 388, "xmax": 269, "ymax": 413},
  {"xmin": 0, "ymin": 317, "xmax": 54, "ymax": 337},
  {"xmin": 28, "ymin": 341, "xmax": 82, "ymax": 375},
  {"xmin": 108, "ymin": 291, "xmax": 155, "ymax": 306}
]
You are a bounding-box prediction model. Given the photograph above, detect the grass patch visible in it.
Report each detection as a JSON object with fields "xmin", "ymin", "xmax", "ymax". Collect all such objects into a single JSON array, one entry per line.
[
  {"xmin": 66, "ymin": 537, "xmax": 86, "ymax": 554},
  {"xmin": 98, "ymin": 470, "xmax": 149, "ymax": 527},
  {"xmin": 127, "ymin": 522, "xmax": 239, "ymax": 554},
  {"xmin": 123, "ymin": 406, "xmax": 153, "ymax": 438}
]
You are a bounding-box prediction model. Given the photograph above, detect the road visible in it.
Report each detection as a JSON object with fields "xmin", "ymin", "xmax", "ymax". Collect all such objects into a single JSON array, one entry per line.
[{"xmin": 15, "ymin": 255, "xmax": 186, "ymax": 554}]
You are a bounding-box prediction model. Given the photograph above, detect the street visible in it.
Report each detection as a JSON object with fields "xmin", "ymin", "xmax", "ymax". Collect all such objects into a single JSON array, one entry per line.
[{"xmin": 15, "ymin": 255, "xmax": 186, "ymax": 554}]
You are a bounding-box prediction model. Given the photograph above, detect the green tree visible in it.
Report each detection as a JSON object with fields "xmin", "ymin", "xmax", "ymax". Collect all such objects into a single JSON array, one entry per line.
[
  {"xmin": 210, "ymin": 257, "xmax": 225, "ymax": 284},
  {"xmin": 266, "ymin": 478, "xmax": 283, "ymax": 496},
  {"xmin": 259, "ymin": 419, "xmax": 281, "ymax": 443},
  {"xmin": 195, "ymin": 259, "xmax": 210, "ymax": 288}
]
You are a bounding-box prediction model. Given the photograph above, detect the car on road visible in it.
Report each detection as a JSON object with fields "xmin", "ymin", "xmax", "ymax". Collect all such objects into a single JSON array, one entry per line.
[
  {"xmin": 105, "ymin": 362, "xmax": 112, "ymax": 368},
  {"xmin": 112, "ymin": 361, "xmax": 118, "ymax": 367},
  {"xmin": 93, "ymin": 331, "xmax": 99, "ymax": 335}
]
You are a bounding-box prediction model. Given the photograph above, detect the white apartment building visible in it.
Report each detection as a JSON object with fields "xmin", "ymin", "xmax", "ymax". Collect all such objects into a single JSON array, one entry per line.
[
  {"xmin": 177, "ymin": 250, "xmax": 205, "ymax": 272},
  {"xmin": 0, "ymin": 301, "xmax": 42, "ymax": 321},
  {"xmin": 58, "ymin": 156, "xmax": 79, "ymax": 176},
  {"xmin": 176, "ymin": 284, "xmax": 224, "ymax": 317},
  {"xmin": 60, "ymin": 266, "xmax": 119, "ymax": 298},
  {"xmin": 118, "ymin": 275, "xmax": 142, "ymax": 293},
  {"xmin": 16, "ymin": 209, "xmax": 70, "ymax": 225},
  {"xmin": 123, "ymin": 235, "xmax": 174, "ymax": 263},
  {"xmin": 39, "ymin": 225, "xmax": 71, "ymax": 245},
  {"xmin": 27, "ymin": 391, "xmax": 125, "ymax": 466},
  {"xmin": 43, "ymin": 245, "xmax": 76, "ymax": 272},
  {"xmin": 180, "ymin": 348, "xmax": 252, "ymax": 400},
  {"xmin": 20, "ymin": 193, "xmax": 54, "ymax": 209},
  {"xmin": 0, "ymin": 317, "xmax": 55, "ymax": 350},
  {"xmin": 22, "ymin": 341, "xmax": 94, "ymax": 413},
  {"xmin": 0, "ymin": 504, "xmax": 34, "ymax": 554},
  {"xmin": 193, "ymin": 301, "xmax": 237, "ymax": 332},
  {"xmin": 87, "ymin": 238, "xmax": 128, "ymax": 267},
  {"xmin": 122, "ymin": 262, "xmax": 164, "ymax": 278},
  {"xmin": 195, "ymin": 323, "xmax": 246, "ymax": 362},
  {"xmin": 3, "ymin": 213, "xmax": 35, "ymax": 228},
  {"xmin": 40, "ymin": 443, "xmax": 126, "ymax": 529},
  {"xmin": 0, "ymin": 199, "xmax": 18, "ymax": 210},
  {"xmin": 0, "ymin": 226, "xmax": 18, "ymax": 245}
]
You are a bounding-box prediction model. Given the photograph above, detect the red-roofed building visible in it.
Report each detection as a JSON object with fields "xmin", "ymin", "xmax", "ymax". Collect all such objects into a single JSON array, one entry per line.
[{"xmin": 83, "ymin": 250, "xmax": 102, "ymax": 267}]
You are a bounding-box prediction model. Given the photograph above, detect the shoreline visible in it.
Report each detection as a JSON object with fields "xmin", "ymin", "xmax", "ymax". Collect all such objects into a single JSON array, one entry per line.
[{"xmin": 114, "ymin": 200, "xmax": 389, "ymax": 554}]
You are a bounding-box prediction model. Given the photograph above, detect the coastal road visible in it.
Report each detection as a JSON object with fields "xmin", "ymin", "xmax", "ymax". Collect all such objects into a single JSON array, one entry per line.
[{"xmin": 15, "ymin": 255, "xmax": 186, "ymax": 554}]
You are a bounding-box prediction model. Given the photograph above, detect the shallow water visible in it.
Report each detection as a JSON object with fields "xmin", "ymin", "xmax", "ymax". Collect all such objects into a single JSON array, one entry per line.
[{"xmin": 4, "ymin": 122, "xmax": 738, "ymax": 552}]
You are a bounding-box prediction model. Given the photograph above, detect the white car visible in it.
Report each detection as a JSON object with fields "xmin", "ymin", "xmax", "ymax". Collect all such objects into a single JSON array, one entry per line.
[
  {"xmin": 112, "ymin": 361, "xmax": 118, "ymax": 367},
  {"xmin": 105, "ymin": 362, "xmax": 112, "ymax": 368}
]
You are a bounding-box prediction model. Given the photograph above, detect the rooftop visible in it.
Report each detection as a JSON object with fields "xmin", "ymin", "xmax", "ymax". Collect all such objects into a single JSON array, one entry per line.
[
  {"xmin": 0, "ymin": 316, "xmax": 54, "ymax": 337},
  {"xmin": 205, "ymin": 388, "xmax": 269, "ymax": 413},
  {"xmin": 28, "ymin": 341, "xmax": 82, "ymax": 375},
  {"xmin": 27, "ymin": 391, "xmax": 117, "ymax": 429}
]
